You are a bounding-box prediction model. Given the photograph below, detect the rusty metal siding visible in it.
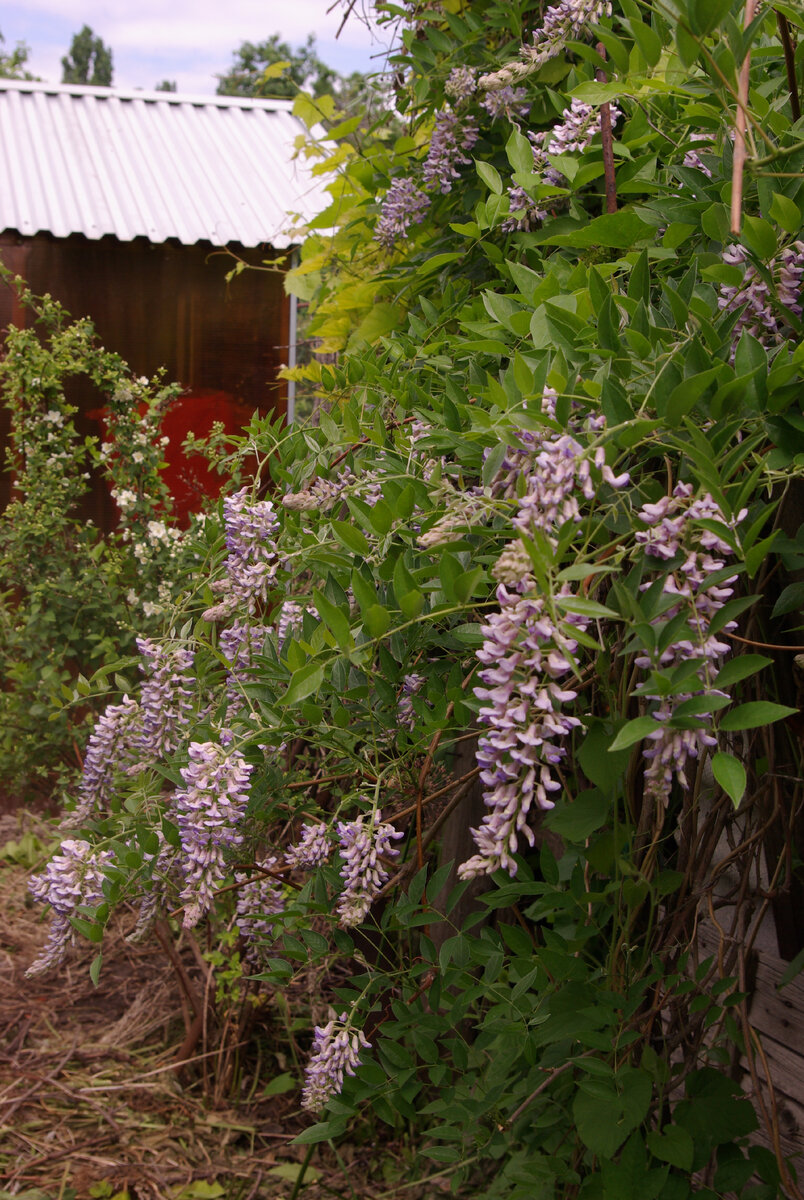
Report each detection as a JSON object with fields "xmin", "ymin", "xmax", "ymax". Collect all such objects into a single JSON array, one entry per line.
[{"xmin": 0, "ymin": 80, "xmax": 327, "ymax": 248}]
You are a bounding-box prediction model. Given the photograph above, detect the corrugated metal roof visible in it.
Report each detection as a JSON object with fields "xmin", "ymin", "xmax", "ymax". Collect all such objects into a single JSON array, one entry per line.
[{"xmin": 0, "ymin": 80, "xmax": 330, "ymax": 248}]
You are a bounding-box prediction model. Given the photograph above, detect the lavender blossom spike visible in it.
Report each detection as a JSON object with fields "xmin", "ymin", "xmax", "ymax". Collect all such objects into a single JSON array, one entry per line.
[
  {"xmin": 235, "ymin": 857, "xmax": 285, "ymax": 962},
  {"xmin": 135, "ymin": 636, "xmax": 195, "ymax": 762},
  {"xmin": 70, "ymin": 695, "xmax": 141, "ymax": 824},
  {"xmin": 301, "ymin": 1011, "xmax": 371, "ymax": 1110},
  {"xmin": 375, "ymin": 177, "xmax": 430, "ymax": 249},
  {"xmin": 422, "ymin": 111, "xmax": 479, "ymax": 194},
  {"xmin": 173, "ymin": 740, "xmax": 253, "ymax": 928},
  {"xmin": 336, "ymin": 809, "xmax": 403, "ymax": 926},
  {"xmin": 26, "ymin": 839, "xmax": 114, "ymax": 976},
  {"xmin": 481, "ymin": 0, "xmax": 612, "ymax": 89},
  {"xmin": 285, "ymin": 821, "xmax": 332, "ymax": 869}
]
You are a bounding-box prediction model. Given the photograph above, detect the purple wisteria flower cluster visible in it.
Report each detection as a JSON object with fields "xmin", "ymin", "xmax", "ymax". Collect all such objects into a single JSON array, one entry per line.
[
  {"xmin": 135, "ymin": 636, "xmax": 195, "ymax": 762},
  {"xmin": 481, "ymin": 0, "xmax": 612, "ymax": 90},
  {"xmin": 480, "ymin": 85, "xmax": 529, "ymax": 122},
  {"xmin": 682, "ymin": 132, "xmax": 714, "ymax": 178},
  {"xmin": 173, "ymin": 740, "xmax": 253, "ymax": 928},
  {"xmin": 514, "ymin": 422, "xmax": 629, "ymax": 537},
  {"xmin": 234, "ymin": 857, "xmax": 285, "ymax": 962},
  {"xmin": 220, "ymin": 619, "xmax": 269, "ymax": 721},
  {"xmin": 533, "ymin": 98, "xmax": 621, "ymax": 167},
  {"xmin": 490, "ymin": 397, "xmax": 628, "ymax": 543},
  {"xmin": 285, "ymin": 821, "xmax": 332, "ymax": 869},
  {"xmin": 282, "ymin": 467, "xmax": 383, "ymax": 513},
  {"xmin": 455, "ymin": 395, "xmax": 628, "ymax": 878},
  {"xmin": 635, "ymin": 485, "xmax": 745, "ymax": 807},
  {"xmin": 376, "ymin": 107, "xmax": 477, "ymax": 246},
  {"xmin": 398, "ymin": 673, "xmax": 426, "ymax": 729},
  {"xmin": 444, "ymin": 65, "xmax": 477, "ymax": 103},
  {"xmin": 423, "ymin": 110, "xmax": 479, "ymax": 194},
  {"xmin": 374, "ymin": 177, "xmax": 431, "ymax": 250},
  {"xmin": 26, "ymin": 839, "xmax": 114, "ymax": 977},
  {"xmin": 301, "ymin": 1012, "xmax": 371, "ymax": 1110},
  {"xmin": 336, "ymin": 809, "xmax": 403, "ymax": 925},
  {"xmin": 70, "ymin": 694, "xmax": 140, "ymax": 824},
  {"xmin": 276, "ymin": 599, "xmax": 316, "ymax": 646},
  {"xmin": 204, "ymin": 489, "xmax": 280, "ymax": 620},
  {"xmin": 504, "ymin": 100, "xmax": 620, "ymax": 232},
  {"xmin": 459, "ymin": 584, "xmax": 589, "ymax": 879},
  {"xmin": 718, "ymin": 241, "xmax": 804, "ymax": 359}
]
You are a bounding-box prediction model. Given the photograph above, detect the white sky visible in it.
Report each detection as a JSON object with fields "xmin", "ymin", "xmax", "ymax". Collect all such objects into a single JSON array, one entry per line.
[{"xmin": 1, "ymin": 0, "xmax": 394, "ymax": 95}]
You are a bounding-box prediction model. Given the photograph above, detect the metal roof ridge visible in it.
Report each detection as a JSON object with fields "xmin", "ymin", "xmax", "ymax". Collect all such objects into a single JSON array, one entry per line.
[{"xmin": 0, "ymin": 78, "xmax": 296, "ymax": 111}]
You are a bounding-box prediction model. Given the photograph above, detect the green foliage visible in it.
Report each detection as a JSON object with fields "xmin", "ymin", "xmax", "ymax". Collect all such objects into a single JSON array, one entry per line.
[
  {"xmin": 61, "ymin": 24, "xmax": 113, "ymax": 87},
  {"xmin": 0, "ymin": 30, "xmax": 37, "ymax": 81},
  {"xmin": 0, "ymin": 276, "xmax": 190, "ymax": 798},
  {"xmin": 26, "ymin": 1, "xmax": 804, "ymax": 1196},
  {"xmin": 216, "ymin": 34, "xmax": 341, "ymax": 99}
]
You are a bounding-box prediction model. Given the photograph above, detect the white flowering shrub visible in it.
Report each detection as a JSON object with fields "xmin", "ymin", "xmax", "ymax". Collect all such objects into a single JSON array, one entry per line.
[
  {"xmin": 0, "ymin": 281, "xmax": 193, "ymax": 799},
  {"xmin": 24, "ymin": 1, "xmax": 804, "ymax": 1195}
]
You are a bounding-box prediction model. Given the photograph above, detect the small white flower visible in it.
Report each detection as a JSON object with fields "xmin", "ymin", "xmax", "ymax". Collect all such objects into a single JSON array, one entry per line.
[
  {"xmin": 112, "ymin": 488, "xmax": 137, "ymax": 512},
  {"xmin": 147, "ymin": 519, "xmax": 169, "ymax": 545}
]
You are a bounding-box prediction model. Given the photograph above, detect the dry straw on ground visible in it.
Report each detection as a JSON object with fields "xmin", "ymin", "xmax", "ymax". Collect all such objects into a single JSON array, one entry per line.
[{"xmin": 0, "ymin": 812, "xmax": 392, "ymax": 1200}]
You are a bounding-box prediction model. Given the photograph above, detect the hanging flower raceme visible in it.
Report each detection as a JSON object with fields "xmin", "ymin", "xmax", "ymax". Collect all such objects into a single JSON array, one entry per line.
[
  {"xmin": 635, "ymin": 485, "xmax": 745, "ymax": 807},
  {"xmin": 301, "ymin": 1011, "xmax": 372, "ymax": 1111},
  {"xmin": 282, "ymin": 467, "xmax": 383, "ymax": 513},
  {"xmin": 375, "ymin": 177, "xmax": 431, "ymax": 249},
  {"xmin": 69, "ymin": 694, "xmax": 141, "ymax": 825},
  {"xmin": 135, "ymin": 636, "xmax": 195, "ymax": 762},
  {"xmin": 480, "ymin": 85, "xmax": 529, "ymax": 122},
  {"xmin": 444, "ymin": 65, "xmax": 477, "ymax": 103},
  {"xmin": 481, "ymin": 0, "xmax": 612, "ymax": 89},
  {"xmin": 336, "ymin": 809, "xmax": 403, "ymax": 926},
  {"xmin": 204, "ymin": 488, "xmax": 280, "ymax": 620},
  {"xmin": 682, "ymin": 132, "xmax": 714, "ymax": 178},
  {"xmin": 234, "ymin": 857, "xmax": 285, "ymax": 962},
  {"xmin": 505, "ymin": 100, "xmax": 621, "ymax": 231},
  {"xmin": 513, "ymin": 415, "xmax": 629, "ymax": 542},
  {"xmin": 422, "ymin": 110, "xmax": 479, "ymax": 195},
  {"xmin": 173, "ymin": 740, "xmax": 253, "ymax": 928},
  {"xmin": 459, "ymin": 400, "xmax": 628, "ymax": 878},
  {"xmin": 26, "ymin": 839, "xmax": 114, "ymax": 977},
  {"xmin": 285, "ymin": 821, "xmax": 332, "ymax": 869},
  {"xmin": 718, "ymin": 241, "xmax": 804, "ymax": 359},
  {"xmin": 459, "ymin": 582, "xmax": 588, "ymax": 879},
  {"xmin": 398, "ymin": 673, "xmax": 426, "ymax": 730},
  {"xmin": 219, "ymin": 620, "xmax": 269, "ymax": 721}
]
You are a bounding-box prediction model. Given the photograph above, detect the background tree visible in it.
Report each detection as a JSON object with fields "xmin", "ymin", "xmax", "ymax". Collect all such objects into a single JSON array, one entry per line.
[
  {"xmin": 154, "ymin": 79, "xmax": 177, "ymax": 92},
  {"xmin": 61, "ymin": 25, "xmax": 113, "ymax": 87},
  {"xmin": 0, "ymin": 30, "xmax": 36, "ymax": 80},
  {"xmin": 216, "ymin": 33, "xmax": 338, "ymax": 99}
]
